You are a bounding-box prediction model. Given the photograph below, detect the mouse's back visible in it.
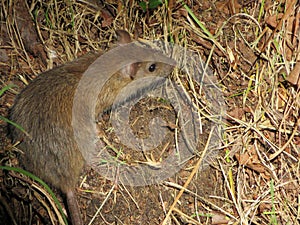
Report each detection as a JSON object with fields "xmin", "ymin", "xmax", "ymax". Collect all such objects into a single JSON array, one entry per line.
[{"xmin": 9, "ymin": 51, "xmax": 102, "ymax": 192}]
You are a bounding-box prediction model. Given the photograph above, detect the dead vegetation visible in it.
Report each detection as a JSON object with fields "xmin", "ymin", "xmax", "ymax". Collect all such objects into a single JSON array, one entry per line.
[{"xmin": 0, "ymin": 0, "xmax": 299, "ymax": 224}]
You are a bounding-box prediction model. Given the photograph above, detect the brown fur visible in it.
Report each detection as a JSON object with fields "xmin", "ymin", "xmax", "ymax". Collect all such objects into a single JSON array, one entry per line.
[{"xmin": 9, "ymin": 31, "xmax": 173, "ymax": 224}]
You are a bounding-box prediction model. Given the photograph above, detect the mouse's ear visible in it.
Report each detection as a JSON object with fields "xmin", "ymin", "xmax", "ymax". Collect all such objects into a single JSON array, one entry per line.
[
  {"xmin": 115, "ymin": 30, "xmax": 132, "ymax": 44},
  {"xmin": 116, "ymin": 30, "xmax": 138, "ymax": 79},
  {"xmin": 120, "ymin": 62, "xmax": 138, "ymax": 79}
]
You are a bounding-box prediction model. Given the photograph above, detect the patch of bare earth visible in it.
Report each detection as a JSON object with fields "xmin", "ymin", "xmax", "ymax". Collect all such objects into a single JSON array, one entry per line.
[{"xmin": 0, "ymin": 0, "xmax": 299, "ymax": 224}]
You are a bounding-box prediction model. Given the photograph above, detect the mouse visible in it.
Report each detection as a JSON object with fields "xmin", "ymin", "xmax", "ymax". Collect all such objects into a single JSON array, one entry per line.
[{"xmin": 9, "ymin": 30, "xmax": 174, "ymax": 225}]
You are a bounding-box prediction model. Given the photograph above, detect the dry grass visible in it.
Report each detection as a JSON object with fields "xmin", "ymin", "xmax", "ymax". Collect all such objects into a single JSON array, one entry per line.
[{"xmin": 0, "ymin": 0, "xmax": 299, "ymax": 224}]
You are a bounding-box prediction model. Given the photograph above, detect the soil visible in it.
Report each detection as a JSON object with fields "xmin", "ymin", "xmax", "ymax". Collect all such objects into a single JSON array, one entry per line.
[{"xmin": 1, "ymin": 0, "xmax": 299, "ymax": 225}]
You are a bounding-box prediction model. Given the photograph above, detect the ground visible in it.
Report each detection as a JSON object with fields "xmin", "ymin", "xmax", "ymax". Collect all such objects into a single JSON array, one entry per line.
[{"xmin": 0, "ymin": 0, "xmax": 299, "ymax": 225}]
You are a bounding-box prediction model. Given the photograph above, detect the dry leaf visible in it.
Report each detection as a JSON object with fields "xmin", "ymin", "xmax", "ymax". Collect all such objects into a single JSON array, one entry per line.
[
  {"xmin": 287, "ymin": 61, "xmax": 300, "ymax": 87},
  {"xmin": 100, "ymin": 9, "xmax": 114, "ymax": 28},
  {"xmin": 266, "ymin": 13, "xmax": 284, "ymax": 28},
  {"xmin": 211, "ymin": 211, "xmax": 229, "ymax": 224},
  {"xmin": 235, "ymin": 147, "xmax": 268, "ymax": 175}
]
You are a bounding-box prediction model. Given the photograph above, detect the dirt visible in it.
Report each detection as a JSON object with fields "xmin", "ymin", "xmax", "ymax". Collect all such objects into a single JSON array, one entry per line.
[{"xmin": 1, "ymin": 0, "xmax": 299, "ymax": 225}]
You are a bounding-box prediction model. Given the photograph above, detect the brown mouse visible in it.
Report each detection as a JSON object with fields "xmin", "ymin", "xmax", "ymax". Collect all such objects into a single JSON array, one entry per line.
[{"xmin": 9, "ymin": 30, "xmax": 174, "ymax": 225}]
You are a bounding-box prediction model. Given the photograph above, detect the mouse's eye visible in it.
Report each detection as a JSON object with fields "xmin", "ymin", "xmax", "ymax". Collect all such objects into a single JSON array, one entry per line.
[{"xmin": 148, "ymin": 63, "xmax": 156, "ymax": 72}]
